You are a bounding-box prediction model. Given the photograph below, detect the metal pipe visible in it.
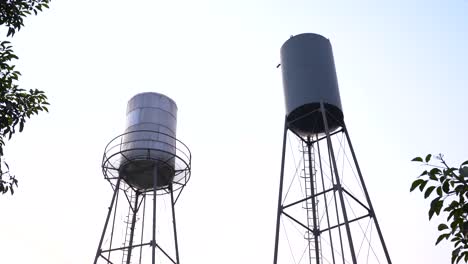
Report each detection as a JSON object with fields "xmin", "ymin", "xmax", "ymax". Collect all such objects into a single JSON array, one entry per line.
[
  {"xmin": 342, "ymin": 189, "xmax": 370, "ymax": 212},
  {"xmin": 282, "ymin": 188, "xmax": 334, "ymax": 210},
  {"xmin": 283, "ymin": 211, "xmax": 314, "ymax": 233},
  {"xmin": 320, "ymin": 101, "xmax": 357, "ymax": 264},
  {"xmin": 107, "ymin": 182, "xmax": 120, "ymax": 260},
  {"xmin": 156, "ymin": 243, "xmax": 177, "ymax": 264},
  {"xmin": 343, "ymin": 126, "xmax": 392, "ymax": 263},
  {"xmin": 273, "ymin": 118, "xmax": 288, "ymax": 264},
  {"xmin": 101, "ymin": 242, "xmax": 152, "ymax": 253},
  {"xmin": 170, "ymin": 184, "xmax": 181, "ymax": 264},
  {"xmin": 316, "ymin": 134, "xmax": 336, "ymax": 264},
  {"xmin": 152, "ymin": 167, "xmax": 158, "ymax": 264},
  {"xmin": 99, "ymin": 253, "xmax": 114, "ymax": 264},
  {"xmin": 126, "ymin": 191, "xmax": 140, "ymax": 264},
  {"xmin": 94, "ymin": 177, "xmax": 122, "ymax": 264},
  {"xmin": 327, "ymin": 140, "xmax": 345, "ymax": 264},
  {"xmin": 319, "ymin": 214, "xmax": 371, "ymax": 234},
  {"xmin": 139, "ymin": 194, "xmax": 146, "ymax": 264},
  {"xmin": 304, "ymin": 141, "xmax": 313, "ymax": 264},
  {"xmin": 311, "ymin": 129, "xmax": 343, "ymax": 145}
]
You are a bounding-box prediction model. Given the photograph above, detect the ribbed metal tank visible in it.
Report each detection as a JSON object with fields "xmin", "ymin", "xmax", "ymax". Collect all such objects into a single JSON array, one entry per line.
[
  {"xmin": 119, "ymin": 92, "xmax": 178, "ymax": 190},
  {"xmin": 281, "ymin": 33, "xmax": 344, "ymax": 135}
]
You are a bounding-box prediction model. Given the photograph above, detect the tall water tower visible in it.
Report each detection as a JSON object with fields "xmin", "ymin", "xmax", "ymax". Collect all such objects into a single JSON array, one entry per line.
[
  {"xmin": 94, "ymin": 92, "xmax": 191, "ymax": 264},
  {"xmin": 273, "ymin": 33, "xmax": 392, "ymax": 264}
]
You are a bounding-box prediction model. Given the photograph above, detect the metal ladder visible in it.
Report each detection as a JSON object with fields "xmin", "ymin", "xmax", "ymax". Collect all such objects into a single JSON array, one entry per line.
[
  {"xmin": 121, "ymin": 191, "xmax": 136, "ymax": 264},
  {"xmin": 301, "ymin": 141, "xmax": 322, "ymax": 264}
]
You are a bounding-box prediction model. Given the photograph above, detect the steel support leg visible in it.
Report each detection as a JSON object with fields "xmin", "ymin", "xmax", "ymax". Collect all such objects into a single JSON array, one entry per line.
[
  {"xmin": 343, "ymin": 126, "xmax": 392, "ymax": 264},
  {"xmin": 139, "ymin": 194, "xmax": 147, "ymax": 264},
  {"xmin": 328, "ymin": 144, "xmax": 346, "ymax": 264},
  {"xmin": 126, "ymin": 191, "xmax": 140, "ymax": 264},
  {"xmin": 94, "ymin": 177, "xmax": 122, "ymax": 264},
  {"xmin": 107, "ymin": 181, "xmax": 120, "ymax": 261},
  {"xmin": 152, "ymin": 167, "xmax": 158, "ymax": 264},
  {"xmin": 320, "ymin": 101, "xmax": 357, "ymax": 264},
  {"xmin": 273, "ymin": 118, "xmax": 288, "ymax": 264},
  {"xmin": 170, "ymin": 184, "xmax": 181, "ymax": 264},
  {"xmin": 316, "ymin": 134, "xmax": 336, "ymax": 264}
]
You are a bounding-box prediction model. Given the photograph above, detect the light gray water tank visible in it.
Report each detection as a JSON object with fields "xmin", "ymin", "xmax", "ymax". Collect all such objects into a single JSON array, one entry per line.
[
  {"xmin": 119, "ymin": 92, "xmax": 178, "ymax": 190},
  {"xmin": 281, "ymin": 33, "xmax": 344, "ymax": 135}
]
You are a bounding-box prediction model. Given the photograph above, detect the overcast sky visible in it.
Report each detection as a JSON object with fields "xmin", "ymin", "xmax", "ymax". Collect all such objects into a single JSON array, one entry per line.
[{"xmin": 1, "ymin": 0, "xmax": 467, "ymax": 263}]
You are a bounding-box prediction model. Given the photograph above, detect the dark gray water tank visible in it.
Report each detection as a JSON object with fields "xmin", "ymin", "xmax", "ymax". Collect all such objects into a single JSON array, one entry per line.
[
  {"xmin": 119, "ymin": 92, "xmax": 177, "ymax": 190},
  {"xmin": 281, "ymin": 33, "xmax": 344, "ymax": 135}
]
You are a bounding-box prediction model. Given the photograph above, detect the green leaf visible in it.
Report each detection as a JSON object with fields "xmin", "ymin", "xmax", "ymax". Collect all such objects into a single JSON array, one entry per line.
[
  {"xmin": 434, "ymin": 200, "xmax": 444, "ymax": 215},
  {"xmin": 445, "ymin": 168, "xmax": 456, "ymax": 176},
  {"xmin": 454, "ymin": 185, "xmax": 464, "ymax": 195},
  {"xmin": 424, "ymin": 186, "xmax": 436, "ymax": 198},
  {"xmin": 430, "ymin": 197, "xmax": 443, "ymax": 219},
  {"xmin": 447, "ymin": 210, "xmax": 456, "ymax": 221},
  {"xmin": 429, "ymin": 168, "xmax": 441, "ymax": 176},
  {"xmin": 436, "ymin": 233, "xmax": 449, "ymax": 245},
  {"xmin": 461, "ymin": 160, "xmax": 468, "ymax": 167},
  {"xmin": 443, "ymin": 180, "xmax": 450, "ymax": 194},
  {"xmin": 436, "ymin": 186, "xmax": 442, "ymax": 196},
  {"xmin": 419, "ymin": 180, "xmax": 428, "ymax": 191},
  {"xmin": 429, "ymin": 208, "xmax": 435, "ymax": 220},
  {"xmin": 438, "ymin": 223, "xmax": 449, "ymax": 231},
  {"xmin": 412, "ymin": 157, "xmax": 423, "ymax": 162},
  {"xmin": 410, "ymin": 179, "xmax": 425, "ymax": 192},
  {"xmin": 447, "ymin": 200, "xmax": 459, "ymax": 210},
  {"xmin": 450, "ymin": 220, "xmax": 459, "ymax": 230},
  {"xmin": 425, "ymin": 154, "xmax": 432, "ymax": 162}
]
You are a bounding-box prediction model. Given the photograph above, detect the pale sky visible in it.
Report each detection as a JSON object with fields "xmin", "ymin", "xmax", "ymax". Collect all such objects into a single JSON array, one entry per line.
[{"xmin": 1, "ymin": 0, "xmax": 467, "ymax": 263}]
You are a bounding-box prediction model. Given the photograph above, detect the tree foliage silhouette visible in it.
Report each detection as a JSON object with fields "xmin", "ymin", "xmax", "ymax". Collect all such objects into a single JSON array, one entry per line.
[
  {"xmin": 0, "ymin": 0, "xmax": 51, "ymax": 195},
  {"xmin": 411, "ymin": 154, "xmax": 468, "ymax": 263}
]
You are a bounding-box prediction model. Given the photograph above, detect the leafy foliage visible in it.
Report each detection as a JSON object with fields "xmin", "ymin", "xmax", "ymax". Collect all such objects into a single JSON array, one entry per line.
[
  {"xmin": 0, "ymin": 0, "xmax": 50, "ymax": 195},
  {"xmin": 0, "ymin": 0, "xmax": 51, "ymax": 37},
  {"xmin": 411, "ymin": 154, "xmax": 468, "ymax": 263},
  {"xmin": 0, "ymin": 161, "xmax": 17, "ymax": 194}
]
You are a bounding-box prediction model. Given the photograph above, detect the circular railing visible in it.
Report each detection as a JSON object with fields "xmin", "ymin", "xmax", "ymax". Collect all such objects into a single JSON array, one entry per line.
[{"xmin": 102, "ymin": 130, "xmax": 191, "ymax": 194}]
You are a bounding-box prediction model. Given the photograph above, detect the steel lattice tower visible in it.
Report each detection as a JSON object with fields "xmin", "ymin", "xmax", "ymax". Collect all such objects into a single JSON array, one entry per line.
[
  {"xmin": 272, "ymin": 33, "xmax": 392, "ymax": 264},
  {"xmin": 93, "ymin": 92, "xmax": 191, "ymax": 264}
]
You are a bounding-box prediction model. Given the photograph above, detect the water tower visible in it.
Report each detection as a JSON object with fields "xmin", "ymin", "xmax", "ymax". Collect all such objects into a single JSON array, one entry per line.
[
  {"xmin": 273, "ymin": 33, "xmax": 392, "ymax": 264},
  {"xmin": 93, "ymin": 92, "xmax": 191, "ymax": 264}
]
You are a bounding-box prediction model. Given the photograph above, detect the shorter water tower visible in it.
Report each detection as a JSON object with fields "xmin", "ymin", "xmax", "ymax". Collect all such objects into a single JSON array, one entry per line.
[
  {"xmin": 93, "ymin": 92, "xmax": 191, "ymax": 264},
  {"xmin": 273, "ymin": 34, "xmax": 392, "ymax": 264}
]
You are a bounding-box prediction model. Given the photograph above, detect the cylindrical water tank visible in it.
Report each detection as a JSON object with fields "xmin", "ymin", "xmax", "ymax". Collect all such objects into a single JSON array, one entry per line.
[
  {"xmin": 119, "ymin": 92, "xmax": 178, "ymax": 190},
  {"xmin": 281, "ymin": 33, "xmax": 344, "ymax": 135}
]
